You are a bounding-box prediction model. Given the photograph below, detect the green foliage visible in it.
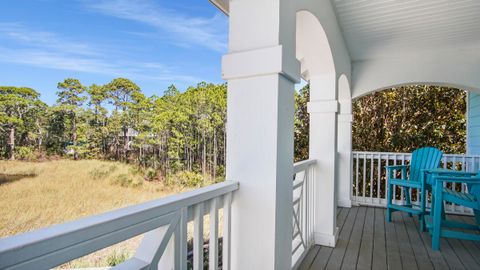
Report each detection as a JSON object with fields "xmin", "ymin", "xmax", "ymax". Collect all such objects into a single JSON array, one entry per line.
[
  {"xmin": 15, "ymin": 146, "xmax": 35, "ymax": 160},
  {"xmin": 166, "ymin": 171, "xmax": 205, "ymax": 188},
  {"xmin": 294, "ymin": 84, "xmax": 310, "ymax": 161},
  {"xmin": 352, "ymin": 85, "xmax": 466, "ymax": 153},
  {"xmin": 293, "ymin": 84, "xmax": 467, "ymax": 159},
  {"xmin": 0, "ymin": 86, "xmax": 44, "ymax": 160}
]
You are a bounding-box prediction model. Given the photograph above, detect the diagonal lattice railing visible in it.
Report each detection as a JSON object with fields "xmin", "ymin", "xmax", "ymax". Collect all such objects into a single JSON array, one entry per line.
[{"xmin": 291, "ymin": 159, "xmax": 316, "ymax": 269}]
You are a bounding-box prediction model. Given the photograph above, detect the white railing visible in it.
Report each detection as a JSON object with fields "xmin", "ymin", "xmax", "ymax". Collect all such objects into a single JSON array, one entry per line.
[
  {"xmin": 291, "ymin": 159, "xmax": 316, "ymax": 269},
  {"xmin": 0, "ymin": 181, "xmax": 238, "ymax": 270},
  {"xmin": 352, "ymin": 151, "xmax": 480, "ymax": 215}
]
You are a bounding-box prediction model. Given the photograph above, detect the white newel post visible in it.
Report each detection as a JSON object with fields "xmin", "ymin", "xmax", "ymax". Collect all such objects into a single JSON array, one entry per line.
[
  {"xmin": 308, "ymin": 74, "xmax": 339, "ymax": 247},
  {"xmin": 223, "ymin": 0, "xmax": 299, "ymax": 269},
  {"xmin": 337, "ymin": 99, "xmax": 353, "ymax": 208}
]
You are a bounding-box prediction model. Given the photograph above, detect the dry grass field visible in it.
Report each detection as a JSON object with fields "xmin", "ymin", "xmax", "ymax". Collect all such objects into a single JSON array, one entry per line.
[{"xmin": 0, "ymin": 159, "xmax": 187, "ymax": 267}]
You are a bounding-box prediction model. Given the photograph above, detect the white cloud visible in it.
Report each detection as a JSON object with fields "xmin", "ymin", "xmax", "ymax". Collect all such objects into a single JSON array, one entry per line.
[
  {"xmin": 0, "ymin": 23, "xmax": 201, "ymax": 83},
  {"xmin": 80, "ymin": 0, "xmax": 228, "ymax": 52}
]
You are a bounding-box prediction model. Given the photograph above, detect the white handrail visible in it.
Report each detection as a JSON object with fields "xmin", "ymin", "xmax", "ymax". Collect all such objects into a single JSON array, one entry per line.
[
  {"xmin": 293, "ymin": 159, "xmax": 316, "ymax": 174},
  {"xmin": 0, "ymin": 181, "xmax": 239, "ymax": 270}
]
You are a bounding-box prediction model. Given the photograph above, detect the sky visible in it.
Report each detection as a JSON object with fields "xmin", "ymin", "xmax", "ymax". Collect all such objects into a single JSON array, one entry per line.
[{"xmin": 0, "ymin": 0, "xmax": 228, "ymax": 105}]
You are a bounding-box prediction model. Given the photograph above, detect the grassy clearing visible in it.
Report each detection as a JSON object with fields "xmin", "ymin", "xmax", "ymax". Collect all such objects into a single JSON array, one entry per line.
[
  {"xmin": 0, "ymin": 159, "xmax": 190, "ymax": 267},
  {"xmin": 0, "ymin": 159, "xmax": 184, "ymax": 237}
]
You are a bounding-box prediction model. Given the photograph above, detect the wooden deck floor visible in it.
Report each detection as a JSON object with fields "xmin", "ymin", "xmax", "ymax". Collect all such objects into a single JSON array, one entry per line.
[{"xmin": 298, "ymin": 206, "xmax": 480, "ymax": 270}]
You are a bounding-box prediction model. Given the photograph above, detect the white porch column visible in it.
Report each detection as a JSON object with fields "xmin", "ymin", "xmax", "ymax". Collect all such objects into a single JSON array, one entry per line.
[
  {"xmin": 337, "ymin": 99, "xmax": 353, "ymax": 208},
  {"xmin": 308, "ymin": 74, "xmax": 339, "ymax": 247},
  {"xmin": 223, "ymin": 0, "xmax": 299, "ymax": 269}
]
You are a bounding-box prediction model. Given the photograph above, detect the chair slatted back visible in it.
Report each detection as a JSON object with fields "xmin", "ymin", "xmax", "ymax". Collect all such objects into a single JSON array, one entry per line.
[{"xmin": 410, "ymin": 147, "xmax": 443, "ymax": 182}]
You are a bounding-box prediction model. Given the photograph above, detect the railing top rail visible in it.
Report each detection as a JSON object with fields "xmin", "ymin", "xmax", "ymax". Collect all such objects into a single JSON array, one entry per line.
[
  {"xmin": 0, "ymin": 181, "xmax": 238, "ymax": 267},
  {"xmin": 293, "ymin": 159, "xmax": 316, "ymax": 174},
  {"xmin": 353, "ymin": 151, "xmax": 480, "ymax": 159}
]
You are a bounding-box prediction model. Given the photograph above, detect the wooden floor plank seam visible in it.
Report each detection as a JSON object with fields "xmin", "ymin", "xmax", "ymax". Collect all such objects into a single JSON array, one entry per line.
[{"xmin": 300, "ymin": 206, "xmax": 480, "ymax": 270}]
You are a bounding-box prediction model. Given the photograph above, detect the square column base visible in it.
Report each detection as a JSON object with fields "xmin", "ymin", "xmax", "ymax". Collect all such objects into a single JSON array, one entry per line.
[
  {"xmin": 338, "ymin": 199, "xmax": 352, "ymax": 208},
  {"xmin": 314, "ymin": 227, "xmax": 339, "ymax": 247}
]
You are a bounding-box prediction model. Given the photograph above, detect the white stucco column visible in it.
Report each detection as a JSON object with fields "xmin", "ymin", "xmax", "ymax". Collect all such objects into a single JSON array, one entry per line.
[
  {"xmin": 308, "ymin": 74, "xmax": 339, "ymax": 247},
  {"xmin": 223, "ymin": 0, "xmax": 299, "ymax": 269},
  {"xmin": 337, "ymin": 99, "xmax": 353, "ymax": 208}
]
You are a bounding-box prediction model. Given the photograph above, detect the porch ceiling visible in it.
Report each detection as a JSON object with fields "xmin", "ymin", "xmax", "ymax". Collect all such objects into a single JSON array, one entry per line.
[
  {"xmin": 211, "ymin": 0, "xmax": 480, "ymax": 61},
  {"xmin": 332, "ymin": 0, "xmax": 480, "ymax": 61}
]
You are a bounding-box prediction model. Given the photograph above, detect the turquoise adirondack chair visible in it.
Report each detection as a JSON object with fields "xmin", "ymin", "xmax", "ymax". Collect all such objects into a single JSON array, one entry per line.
[
  {"xmin": 428, "ymin": 173, "xmax": 480, "ymax": 250},
  {"xmin": 386, "ymin": 147, "xmax": 443, "ymax": 230}
]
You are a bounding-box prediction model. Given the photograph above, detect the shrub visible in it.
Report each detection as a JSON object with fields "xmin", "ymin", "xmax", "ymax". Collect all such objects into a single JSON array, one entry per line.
[
  {"xmin": 166, "ymin": 171, "xmax": 205, "ymax": 188},
  {"xmin": 89, "ymin": 166, "xmax": 111, "ymax": 180},
  {"xmin": 106, "ymin": 250, "xmax": 129, "ymax": 266},
  {"xmin": 143, "ymin": 168, "xmax": 157, "ymax": 181},
  {"xmin": 111, "ymin": 173, "xmax": 143, "ymax": 188},
  {"xmin": 15, "ymin": 146, "xmax": 35, "ymax": 160}
]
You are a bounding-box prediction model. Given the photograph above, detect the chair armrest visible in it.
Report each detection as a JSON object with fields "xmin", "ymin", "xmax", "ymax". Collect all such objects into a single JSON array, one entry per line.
[
  {"xmin": 385, "ymin": 165, "xmax": 409, "ymax": 171},
  {"xmin": 432, "ymin": 175, "xmax": 480, "ymax": 184},
  {"xmin": 424, "ymin": 168, "xmax": 477, "ymax": 177}
]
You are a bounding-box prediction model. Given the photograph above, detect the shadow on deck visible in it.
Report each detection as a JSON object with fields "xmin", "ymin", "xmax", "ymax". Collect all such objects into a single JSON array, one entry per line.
[{"xmin": 298, "ymin": 206, "xmax": 480, "ymax": 270}]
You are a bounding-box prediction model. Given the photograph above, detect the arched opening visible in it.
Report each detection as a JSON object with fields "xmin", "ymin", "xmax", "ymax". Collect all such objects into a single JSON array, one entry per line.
[{"xmin": 350, "ymin": 84, "xmax": 475, "ymax": 214}]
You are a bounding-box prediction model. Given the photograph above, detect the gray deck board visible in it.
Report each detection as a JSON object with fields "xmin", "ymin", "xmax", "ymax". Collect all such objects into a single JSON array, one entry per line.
[
  {"xmin": 372, "ymin": 208, "xmax": 387, "ymax": 270},
  {"xmin": 393, "ymin": 212, "xmax": 418, "ymax": 270},
  {"xmin": 399, "ymin": 212, "xmax": 433, "ymax": 270},
  {"xmin": 304, "ymin": 206, "xmax": 480, "ymax": 270},
  {"xmin": 341, "ymin": 206, "xmax": 367, "ymax": 270},
  {"xmin": 356, "ymin": 207, "xmax": 374, "ymax": 270},
  {"xmin": 324, "ymin": 207, "xmax": 358, "ymax": 270},
  {"xmin": 385, "ymin": 208, "xmax": 402, "ymax": 270}
]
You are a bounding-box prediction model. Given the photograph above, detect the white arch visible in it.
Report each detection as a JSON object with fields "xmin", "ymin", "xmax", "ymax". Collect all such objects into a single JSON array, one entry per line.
[
  {"xmin": 352, "ymin": 52, "xmax": 480, "ymax": 98},
  {"xmin": 296, "ymin": 10, "xmax": 335, "ymax": 80}
]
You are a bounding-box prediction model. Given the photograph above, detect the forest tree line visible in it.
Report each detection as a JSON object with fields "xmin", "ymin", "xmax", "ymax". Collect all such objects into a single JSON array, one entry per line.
[
  {"xmin": 0, "ymin": 79, "xmax": 227, "ymax": 181},
  {"xmin": 1, "ymin": 81, "xmax": 467, "ymax": 179}
]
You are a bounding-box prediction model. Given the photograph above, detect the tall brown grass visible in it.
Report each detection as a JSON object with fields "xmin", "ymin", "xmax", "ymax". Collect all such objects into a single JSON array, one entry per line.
[{"xmin": 0, "ymin": 159, "xmax": 181, "ymax": 238}]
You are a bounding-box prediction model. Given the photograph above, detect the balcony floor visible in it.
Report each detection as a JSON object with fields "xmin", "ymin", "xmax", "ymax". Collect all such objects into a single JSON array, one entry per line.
[{"xmin": 298, "ymin": 206, "xmax": 480, "ymax": 270}]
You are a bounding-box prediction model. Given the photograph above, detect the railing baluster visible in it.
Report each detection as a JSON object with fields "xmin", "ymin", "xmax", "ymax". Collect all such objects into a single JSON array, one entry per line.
[
  {"xmin": 194, "ymin": 203, "xmax": 204, "ymax": 270},
  {"xmin": 377, "ymin": 153, "xmax": 381, "ymax": 203},
  {"xmin": 393, "ymin": 155, "xmax": 397, "ymax": 203},
  {"xmin": 363, "ymin": 153, "xmax": 366, "ymax": 201},
  {"xmin": 223, "ymin": 193, "xmax": 232, "ymax": 270},
  {"xmin": 209, "ymin": 198, "xmax": 219, "ymax": 270},
  {"xmin": 180, "ymin": 207, "xmax": 188, "ymax": 270},
  {"xmin": 355, "ymin": 153, "xmax": 359, "ymax": 203},
  {"xmin": 370, "ymin": 155, "xmax": 374, "ymax": 202}
]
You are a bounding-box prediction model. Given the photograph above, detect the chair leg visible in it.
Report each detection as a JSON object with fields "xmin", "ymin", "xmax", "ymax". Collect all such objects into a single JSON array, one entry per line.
[
  {"xmin": 432, "ymin": 185, "xmax": 443, "ymax": 251},
  {"xmin": 405, "ymin": 187, "xmax": 412, "ymax": 217},
  {"xmin": 420, "ymin": 187, "xmax": 426, "ymax": 231},
  {"xmin": 386, "ymin": 183, "xmax": 393, "ymax": 222}
]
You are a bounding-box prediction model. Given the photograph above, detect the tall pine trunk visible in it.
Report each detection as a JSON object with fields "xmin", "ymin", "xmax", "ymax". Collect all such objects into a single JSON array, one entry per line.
[
  {"xmin": 202, "ymin": 130, "xmax": 206, "ymax": 177},
  {"xmin": 8, "ymin": 125, "xmax": 15, "ymax": 160},
  {"xmin": 72, "ymin": 114, "xmax": 78, "ymax": 160},
  {"xmin": 213, "ymin": 129, "xmax": 217, "ymax": 180}
]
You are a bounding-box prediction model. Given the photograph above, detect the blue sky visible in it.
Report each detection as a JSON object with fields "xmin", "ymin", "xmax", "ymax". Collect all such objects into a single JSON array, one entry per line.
[{"xmin": 0, "ymin": 0, "xmax": 228, "ymax": 105}]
